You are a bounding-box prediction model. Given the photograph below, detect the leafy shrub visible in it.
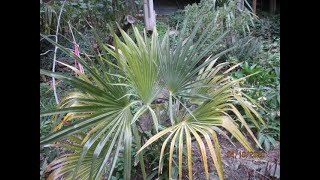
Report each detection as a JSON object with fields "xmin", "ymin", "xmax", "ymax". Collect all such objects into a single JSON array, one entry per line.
[
  {"xmin": 256, "ymin": 120, "xmax": 279, "ymax": 151},
  {"xmin": 230, "ymin": 13, "xmax": 280, "ymax": 127},
  {"xmin": 40, "ymin": 0, "xmax": 129, "ymax": 35},
  {"xmin": 182, "ymin": 0, "xmax": 257, "ymax": 55},
  {"xmin": 227, "ymin": 36, "xmax": 263, "ymax": 61},
  {"xmin": 168, "ymin": 10, "xmax": 185, "ymax": 28},
  {"xmin": 133, "ymin": 20, "xmax": 168, "ymax": 39},
  {"xmin": 231, "ymin": 35, "xmax": 280, "ymax": 151},
  {"xmin": 252, "ymin": 13, "xmax": 280, "ymax": 40}
]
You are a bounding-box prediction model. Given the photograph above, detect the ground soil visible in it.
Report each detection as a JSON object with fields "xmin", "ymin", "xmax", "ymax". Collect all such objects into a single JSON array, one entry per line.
[{"xmin": 190, "ymin": 134, "xmax": 280, "ymax": 180}]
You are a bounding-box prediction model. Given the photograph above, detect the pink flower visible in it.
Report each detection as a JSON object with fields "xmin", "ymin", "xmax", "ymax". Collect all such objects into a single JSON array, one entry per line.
[{"xmin": 74, "ymin": 43, "xmax": 84, "ymax": 74}]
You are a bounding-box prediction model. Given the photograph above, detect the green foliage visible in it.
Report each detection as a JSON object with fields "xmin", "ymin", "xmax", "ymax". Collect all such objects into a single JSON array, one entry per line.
[
  {"xmin": 227, "ymin": 36, "xmax": 263, "ymax": 61},
  {"xmin": 252, "ymin": 13, "xmax": 280, "ymax": 40},
  {"xmin": 40, "ymin": 2, "xmax": 57, "ymax": 35},
  {"xmin": 232, "ymin": 61, "xmax": 279, "ymax": 117},
  {"xmin": 233, "ymin": 62, "xmax": 277, "ymax": 85},
  {"xmin": 230, "ymin": 14, "xmax": 280, "ymax": 151},
  {"xmin": 40, "ymin": 82, "xmax": 56, "ymax": 137},
  {"xmin": 156, "ymin": 21, "xmax": 169, "ymax": 39},
  {"xmin": 40, "ymin": 0, "xmax": 131, "ymax": 35},
  {"xmin": 111, "ymin": 143, "xmax": 140, "ymax": 180},
  {"xmin": 232, "ymin": 13, "xmax": 279, "ymax": 108},
  {"xmin": 182, "ymin": 0, "xmax": 256, "ymax": 55},
  {"xmin": 133, "ymin": 21, "xmax": 145, "ymax": 32},
  {"xmin": 132, "ymin": 20, "xmax": 169, "ymax": 40},
  {"xmin": 137, "ymin": 128, "xmax": 180, "ymax": 180},
  {"xmin": 63, "ymin": 0, "xmax": 114, "ymax": 30},
  {"xmin": 232, "ymin": 38, "xmax": 279, "ymax": 107},
  {"xmin": 40, "ymin": 18, "xmax": 266, "ymax": 180},
  {"xmin": 256, "ymin": 121, "xmax": 279, "ymax": 151},
  {"xmin": 40, "ymin": 82, "xmax": 60, "ymax": 179},
  {"xmin": 168, "ymin": 10, "xmax": 185, "ymax": 28}
]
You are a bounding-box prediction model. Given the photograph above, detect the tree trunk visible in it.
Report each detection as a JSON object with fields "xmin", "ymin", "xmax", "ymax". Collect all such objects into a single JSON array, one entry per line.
[
  {"xmin": 144, "ymin": 0, "xmax": 156, "ymax": 31},
  {"xmin": 253, "ymin": 0, "xmax": 257, "ymax": 15}
]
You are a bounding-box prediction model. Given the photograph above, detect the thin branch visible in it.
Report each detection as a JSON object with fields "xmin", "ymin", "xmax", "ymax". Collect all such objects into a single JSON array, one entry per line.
[
  {"xmin": 41, "ymin": 48, "xmax": 97, "ymax": 57},
  {"xmin": 40, "ymin": 50, "xmax": 54, "ymax": 56},
  {"xmin": 52, "ymin": 0, "xmax": 67, "ymax": 105},
  {"xmin": 40, "ymin": 35, "xmax": 56, "ymax": 41},
  {"xmin": 68, "ymin": 22, "xmax": 77, "ymax": 44}
]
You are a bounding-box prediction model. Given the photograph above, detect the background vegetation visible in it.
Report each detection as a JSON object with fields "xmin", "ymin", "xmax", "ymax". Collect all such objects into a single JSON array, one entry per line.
[{"xmin": 40, "ymin": 0, "xmax": 279, "ymax": 179}]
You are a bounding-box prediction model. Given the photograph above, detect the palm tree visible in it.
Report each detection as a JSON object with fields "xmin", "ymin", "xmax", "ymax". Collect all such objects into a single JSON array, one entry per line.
[{"xmin": 40, "ymin": 17, "xmax": 265, "ymax": 180}]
